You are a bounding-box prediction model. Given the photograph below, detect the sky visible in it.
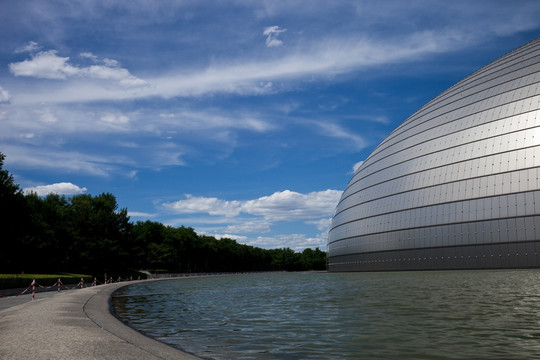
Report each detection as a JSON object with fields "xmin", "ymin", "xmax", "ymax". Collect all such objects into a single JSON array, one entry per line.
[{"xmin": 1, "ymin": 1, "xmax": 539, "ymax": 252}]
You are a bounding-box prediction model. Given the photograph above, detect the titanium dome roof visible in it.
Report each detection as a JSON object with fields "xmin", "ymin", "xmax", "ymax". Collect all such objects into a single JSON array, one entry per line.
[{"xmin": 328, "ymin": 37, "xmax": 540, "ymax": 272}]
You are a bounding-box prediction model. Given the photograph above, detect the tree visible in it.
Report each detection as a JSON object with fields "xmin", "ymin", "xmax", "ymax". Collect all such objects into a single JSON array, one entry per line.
[
  {"xmin": 0, "ymin": 153, "xmax": 29, "ymax": 272},
  {"xmin": 270, "ymin": 248, "xmax": 302, "ymax": 271},
  {"xmin": 67, "ymin": 193, "xmax": 132, "ymax": 273},
  {"xmin": 23, "ymin": 193, "xmax": 71, "ymax": 272},
  {"xmin": 0, "ymin": 151, "xmax": 327, "ymax": 274},
  {"xmin": 300, "ymin": 247, "xmax": 327, "ymax": 270}
]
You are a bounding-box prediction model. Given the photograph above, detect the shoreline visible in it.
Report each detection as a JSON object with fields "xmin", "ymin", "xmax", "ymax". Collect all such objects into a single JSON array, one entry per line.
[{"xmin": 0, "ymin": 280, "xmax": 202, "ymax": 359}]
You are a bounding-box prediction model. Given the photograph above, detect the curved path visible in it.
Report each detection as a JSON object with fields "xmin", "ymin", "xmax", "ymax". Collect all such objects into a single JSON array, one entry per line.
[{"xmin": 0, "ymin": 281, "xmax": 201, "ymax": 359}]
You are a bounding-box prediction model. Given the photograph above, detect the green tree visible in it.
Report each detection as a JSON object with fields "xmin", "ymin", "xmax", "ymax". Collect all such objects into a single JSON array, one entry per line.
[
  {"xmin": 0, "ymin": 153, "xmax": 29, "ymax": 272},
  {"xmin": 68, "ymin": 193, "xmax": 132, "ymax": 273},
  {"xmin": 23, "ymin": 193, "xmax": 71, "ymax": 272},
  {"xmin": 300, "ymin": 247, "xmax": 327, "ymax": 270},
  {"xmin": 270, "ymin": 248, "xmax": 302, "ymax": 271},
  {"xmin": 0, "ymin": 151, "xmax": 328, "ymax": 274},
  {"xmin": 171, "ymin": 226, "xmax": 198, "ymax": 272}
]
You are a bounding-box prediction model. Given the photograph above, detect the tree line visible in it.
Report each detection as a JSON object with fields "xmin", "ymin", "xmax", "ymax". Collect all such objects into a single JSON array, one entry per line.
[{"xmin": 0, "ymin": 153, "xmax": 327, "ymax": 275}]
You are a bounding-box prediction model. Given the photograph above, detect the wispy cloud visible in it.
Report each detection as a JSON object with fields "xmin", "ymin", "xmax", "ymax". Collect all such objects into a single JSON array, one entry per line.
[
  {"xmin": 147, "ymin": 32, "xmax": 458, "ymax": 98},
  {"xmin": 263, "ymin": 26, "xmax": 286, "ymax": 47},
  {"xmin": 34, "ymin": 107, "xmax": 58, "ymax": 124},
  {"xmin": 3, "ymin": 0, "xmax": 539, "ymax": 253},
  {"xmin": 0, "ymin": 86, "xmax": 11, "ymax": 104},
  {"xmin": 352, "ymin": 160, "xmax": 364, "ymax": 174},
  {"xmin": 100, "ymin": 113, "xmax": 130, "ymax": 129},
  {"xmin": 0, "ymin": 103, "xmax": 280, "ymax": 174},
  {"xmin": 79, "ymin": 52, "xmax": 99, "ymax": 62},
  {"xmin": 313, "ymin": 122, "xmax": 368, "ymax": 150},
  {"xmin": 158, "ymin": 110, "xmax": 274, "ymax": 133},
  {"xmin": 3, "ymin": 144, "xmax": 131, "ymax": 177},
  {"xmin": 14, "ymin": 41, "xmax": 40, "ymax": 54},
  {"xmin": 10, "ymin": 31, "xmax": 470, "ymax": 105}
]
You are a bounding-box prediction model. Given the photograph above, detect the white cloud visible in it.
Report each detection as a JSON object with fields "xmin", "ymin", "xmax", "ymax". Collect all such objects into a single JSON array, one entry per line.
[
  {"xmin": 242, "ymin": 189, "xmax": 342, "ymax": 221},
  {"xmin": 248, "ymin": 233, "xmax": 327, "ymax": 251},
  {"xmin": 263, "ymin": 25, "xmax": 286, "ymax": 47},
  {"xmin": 128, "ymin": 211, "xmax": 156, "ymax": 218},
  {"xmin": 9, "ymin": 48, "xmax": 146, "ymax": 87},
  {"xmin": 102, "ymin": 58, "xmax": 120, "ymax": 67},
  {"xmin": 198, "ymin": 231, "xmax": 325, "ymax": 251},
  {"xmin": 83, "ymin": 64, "xmax": 147, "ymax": 87},
  {"xmin": 223, "ymin": 220, "xmax": 272, "ymax": 234},
  {"xmin": 163, "ymin": 194, "xmax": 243, "ymax": 217},
  {"xmin": 166, "ymin": 216, "xmax": 235, "ymax": 227},
  {"xmin": 305, "ymin": 218, "xmax": 333, "ymax": 232},
  {"xmin": 163, "ymin": 189, "xmax": 342, "ymax": 222},
  {"xmin": 0, "ymin": 86, "xmax": 11, "ymax": 104},
  {"xmin": 24, "ymin": 182, "xmax": 87, "ymax": 196},
  {"xmin": 9, "ymin": 50, "xmax": 78, "ymax": 80},
  {"xmin": 212, "ymin": 233, "xmax": 248, "ymax": 241}
]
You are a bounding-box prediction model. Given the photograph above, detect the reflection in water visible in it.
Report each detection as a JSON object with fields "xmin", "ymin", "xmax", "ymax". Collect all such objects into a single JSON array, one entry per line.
[{"xmin": 113, "ymin": 270, "xmax": 540, "ymax": 359}]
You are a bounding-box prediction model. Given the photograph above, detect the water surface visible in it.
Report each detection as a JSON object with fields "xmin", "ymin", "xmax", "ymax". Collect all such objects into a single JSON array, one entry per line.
[{"xmin": 113, "ymin": 270, "xmax": 540, "ymax": 359}]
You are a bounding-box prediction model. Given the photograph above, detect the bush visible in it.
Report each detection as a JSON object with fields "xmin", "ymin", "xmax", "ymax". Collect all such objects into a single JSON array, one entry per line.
[{"xmin": 0, "ymin": 274, "xmax": 93, "ymax": 289}]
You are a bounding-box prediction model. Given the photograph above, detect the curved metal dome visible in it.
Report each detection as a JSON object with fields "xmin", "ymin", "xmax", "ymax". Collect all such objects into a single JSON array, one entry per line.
[{"xmin": 328, "ymin": 37, "xmax": 540, "ymax": 271}]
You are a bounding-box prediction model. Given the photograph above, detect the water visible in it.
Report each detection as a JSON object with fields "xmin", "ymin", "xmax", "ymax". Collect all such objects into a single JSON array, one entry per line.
[{"xmin": 112, "ymin": 270, "xmax": 540, "ymax": 359}]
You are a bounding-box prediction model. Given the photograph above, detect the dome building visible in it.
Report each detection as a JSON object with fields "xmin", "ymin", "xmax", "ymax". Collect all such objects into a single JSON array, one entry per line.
[{"xmin": 328, "ymin": 37, "xmax": 540, "ymax": 271}]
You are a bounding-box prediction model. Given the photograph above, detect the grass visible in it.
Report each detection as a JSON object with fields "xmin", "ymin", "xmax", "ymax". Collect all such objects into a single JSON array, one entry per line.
[{"xmin": 0, "ymin": 274, "xmax": 93, "ymax": 289}]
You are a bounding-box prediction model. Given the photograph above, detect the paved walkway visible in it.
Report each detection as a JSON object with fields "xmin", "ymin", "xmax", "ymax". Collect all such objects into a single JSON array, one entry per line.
[{"xmin": 0, "ymin": 282, "xmax": 201, "ymax": 359}]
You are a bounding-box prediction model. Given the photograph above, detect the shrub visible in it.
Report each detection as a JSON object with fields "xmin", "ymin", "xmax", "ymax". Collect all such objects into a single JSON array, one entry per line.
[{"xmin": 0, "ymin": 274, "xmax": 93, "ymax": 289}]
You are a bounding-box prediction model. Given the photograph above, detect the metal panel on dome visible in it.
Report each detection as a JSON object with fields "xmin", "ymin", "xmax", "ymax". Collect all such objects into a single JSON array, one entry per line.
[{"xmin": 328, "ymin": 37, "xmax": 540, "ymax": 271}]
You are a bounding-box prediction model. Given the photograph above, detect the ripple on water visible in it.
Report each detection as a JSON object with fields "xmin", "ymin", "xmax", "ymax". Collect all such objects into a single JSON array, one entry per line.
[{"xmin": 113, "ymin": 270, "xmax": 540, "ymax": 359}]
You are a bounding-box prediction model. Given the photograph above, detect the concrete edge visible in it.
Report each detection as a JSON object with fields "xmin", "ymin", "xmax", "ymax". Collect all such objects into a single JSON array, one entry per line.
[{"xmin": 84, "ymin": 281, "xmax": 202, "ymax": 360}]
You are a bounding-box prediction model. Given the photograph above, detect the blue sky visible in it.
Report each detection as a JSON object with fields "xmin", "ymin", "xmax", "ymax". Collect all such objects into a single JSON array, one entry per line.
[{"xmin": 1, "ymin": 1, "xmax": 539, "ymax": 251}]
